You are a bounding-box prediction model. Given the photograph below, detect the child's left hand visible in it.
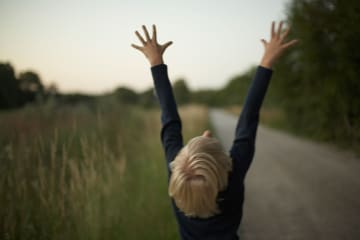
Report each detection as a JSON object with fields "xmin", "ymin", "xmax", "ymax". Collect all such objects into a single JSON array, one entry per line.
[{"xmin": 131, "ymin": 24, "xmax": 173, "ymax": 67}]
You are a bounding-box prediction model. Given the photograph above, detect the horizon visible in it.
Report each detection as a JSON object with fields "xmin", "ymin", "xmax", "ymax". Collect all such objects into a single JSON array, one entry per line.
[{"xmin": 0, "ymin": 0, "xmax": 289, "ymax": 94}]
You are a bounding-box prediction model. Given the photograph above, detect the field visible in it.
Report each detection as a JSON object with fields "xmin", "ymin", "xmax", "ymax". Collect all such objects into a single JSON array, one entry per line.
[{"xmin": 0, "ymin": 102, "xmax": 209, "ymax": 240}]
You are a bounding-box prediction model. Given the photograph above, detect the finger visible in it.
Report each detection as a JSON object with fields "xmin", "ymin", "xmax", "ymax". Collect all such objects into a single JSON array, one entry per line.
[
  {"xmin": 135, "ymin": 31, "xmax": 146, "ymax": 45},
  {"xmin": 152, "ymin": 24, "xmax": 157, "ymax": 43},
  {"xmin": 261, "ymin": 39, "xmax": 267, "ymax": 47},
  {"xmin": 131, "ymin": 44, "xmax": 143, "ymax": 51},
  {"xmin": 280, "ymin": 25, "xmax": 291, "ymax": 41},
  {"xmin": 142, "ymin": 25, "xmax": 151, "ymax": 41},
  {"xmin": 282, "ymin": 39, "xmax": 299, "ymax": 49},
  {"xmin": 203, "ymin": 130, "xmax": 212, "ymax": 138},
  {"xmin": 161, "ymin": 41, "xmax": 173, "ymax": 52},
  {"xmin": 277, "ymin": 21, "xmax": 284, "ymax": 38},
  {"xmin": 271, "ymin": 21, "xmax": 275, "ymax": 38}
]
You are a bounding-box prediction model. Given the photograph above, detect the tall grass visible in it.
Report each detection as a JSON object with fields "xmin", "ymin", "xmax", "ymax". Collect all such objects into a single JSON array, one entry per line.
[
  {"xmin": 0, "ymin": 103, "xmax": 209, "ymax": 240},
  {"xmin": 224, "ymin": 105, "xmax": 287, "ymax": 128}
]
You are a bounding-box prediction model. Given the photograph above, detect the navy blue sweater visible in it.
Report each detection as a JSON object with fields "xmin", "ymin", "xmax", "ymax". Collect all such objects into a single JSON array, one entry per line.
[{"xmin": 151, "ymin": 64, "xmax": 273, "ymax": 240}]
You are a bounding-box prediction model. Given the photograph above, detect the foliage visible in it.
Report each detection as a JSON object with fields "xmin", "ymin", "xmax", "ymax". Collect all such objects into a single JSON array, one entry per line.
[
  {"xmin": 173, "ymin": 78, "xmax": 191, "ymax": 105},
  {"xmin": 274, "ymin": 0, "xmax": 360, "ymax": 148},
  {"xmin": 191, "ymin": 88, "xmax": 218, "ymax": 106},
  {"xmin": 138, "ymin": 87, "xmax": 157, "ymax": 108},
  {"xmin": 18, "ymin": 71, "xmax": 45, "ymax": 102},
  {"xmin": 0, "ymin": 63, "xmax": 49, "ymax": 110},
  {"xmin": 114, "ymin": 86, "xmax": 139, "ymax": 104},
  {"xmin": 218, "ymin": 67, "xmax": 256, "ymax": 106},
  {"xmin": 0, "ymin": 63, "xmax": 21, "ymax": 109}
]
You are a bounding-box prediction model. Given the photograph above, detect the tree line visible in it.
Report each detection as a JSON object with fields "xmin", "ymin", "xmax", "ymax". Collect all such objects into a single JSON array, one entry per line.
[
  {"xmin": 1, "ymin": 0, "xmax": 358, "ymax": 150},
  {"xmin": 0, "ymin": 63, "xmax": 48, "ymax": 109}
]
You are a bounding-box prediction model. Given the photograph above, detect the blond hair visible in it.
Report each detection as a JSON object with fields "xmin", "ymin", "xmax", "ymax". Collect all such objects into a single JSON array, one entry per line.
[{"xmin": 168, "ymin": 136, "xmax": 232, "ymax": 218}]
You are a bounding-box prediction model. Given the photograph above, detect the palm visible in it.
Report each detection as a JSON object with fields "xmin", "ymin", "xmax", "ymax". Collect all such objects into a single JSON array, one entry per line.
[
  {"xmin": 131, "ymin": 25, "xmax": 173, "ymax": 66},
  {"xmin": 260, "ymin": 21, "xmax": 298, "ymax": 68}
]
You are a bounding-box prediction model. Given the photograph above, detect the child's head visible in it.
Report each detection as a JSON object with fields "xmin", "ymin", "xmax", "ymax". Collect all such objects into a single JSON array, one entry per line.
[{"xmin": 168, "ymin": 130, "xmax": 232, "ymax": 218}]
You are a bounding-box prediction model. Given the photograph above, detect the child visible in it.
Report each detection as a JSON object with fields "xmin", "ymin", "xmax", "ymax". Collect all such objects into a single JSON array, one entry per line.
[{"xmin": 131, "ymin": 22, "xmax": 297, "ymax": 240}]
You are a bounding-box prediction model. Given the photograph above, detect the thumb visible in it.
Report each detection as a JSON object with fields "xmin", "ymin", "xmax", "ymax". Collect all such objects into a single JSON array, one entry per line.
[
  {"xmin": 131, "ymin": 44, "xmax": 143, "ymax": 52},
  {"xmin": 162, "ymin": 41, "xmax": 173, "ymax": 52},
  {"xmin": 260, "ymin": 39, "xmax": 267, "ymax": 47}
]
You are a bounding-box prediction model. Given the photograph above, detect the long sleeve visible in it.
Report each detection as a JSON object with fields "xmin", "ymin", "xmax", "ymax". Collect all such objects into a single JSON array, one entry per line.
[
  {"xmin": 151, "ymin": 64, "xmax": 183, "ymax": 173},
  {"xmin": 230, "ymin": 66, "xmax": 273, "ymax": 178}
]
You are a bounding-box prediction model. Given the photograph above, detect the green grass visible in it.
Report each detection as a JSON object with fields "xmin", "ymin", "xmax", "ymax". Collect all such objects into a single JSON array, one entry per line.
[{"xmin": 0, "ymin": 102, "xmax": 209, "ymax": 240}]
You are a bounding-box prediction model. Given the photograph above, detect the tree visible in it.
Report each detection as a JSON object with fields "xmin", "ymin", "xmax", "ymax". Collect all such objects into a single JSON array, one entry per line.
[
  {"xmin": 173, "ymin": 79, "xmax": 190, "ymax": 105},
  {"xmin": 138, "ymin": 87, "xmax": 157, "ymax": 108},
  {"xmin": 191, "ymin": 89, "xmax": 218, "ymax": 106},
  {"xmin": 275, "ymin": 0, "xmax": 360, "ymax": 146},
  {"xmin": 0, "ymin": 63, "xmax": 21, "ymax": 109},
  {"xmin": 219, "ymin": 66, "xmax": 257, "ymax": 106},
  {"xmin": 114, "ymin": 87, "xmax": 139, "ymax": 104},
  {"xmin": 45, "ymin": 83, "xmax": 59, "ymax": 96},
  {"xmin": 18, "ymin": 71, "xmax": 45, "ymax": 103}
]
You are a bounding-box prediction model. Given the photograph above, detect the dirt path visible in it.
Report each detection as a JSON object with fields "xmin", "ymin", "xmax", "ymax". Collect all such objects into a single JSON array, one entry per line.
[{"xmin": 209, "ymin": 108, "xmax": 360, "ymax": 240}]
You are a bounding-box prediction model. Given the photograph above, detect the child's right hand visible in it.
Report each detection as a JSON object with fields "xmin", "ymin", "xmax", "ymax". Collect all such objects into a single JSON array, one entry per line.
[{"xmin": 260, "ymin": 21, "xmax": 298, "ymax": 69}]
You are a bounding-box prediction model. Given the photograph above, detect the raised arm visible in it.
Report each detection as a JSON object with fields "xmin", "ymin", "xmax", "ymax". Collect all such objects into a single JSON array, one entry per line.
[
  {"xmin": 131, "ymin": 25, "xmax": 183, "ymax": 172},
  {"xmin": 230, "ymin": 21, "xmax": 298, "ymax": 178}
]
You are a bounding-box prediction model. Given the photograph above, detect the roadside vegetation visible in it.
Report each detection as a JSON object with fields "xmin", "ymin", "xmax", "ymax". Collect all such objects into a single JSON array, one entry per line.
[
  {"xmin": 0, "ymin": 103, "xmax": 208, "ymax": 240},
  {"xmin": 1, "ymin": 1, "xmax": 359, "ymax": 238}
]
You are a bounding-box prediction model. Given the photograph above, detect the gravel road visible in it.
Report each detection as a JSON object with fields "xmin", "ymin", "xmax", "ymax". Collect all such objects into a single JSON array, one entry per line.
[{"xmin": 209, "ymin": 108, "xmax": 360, "ymax": 240}]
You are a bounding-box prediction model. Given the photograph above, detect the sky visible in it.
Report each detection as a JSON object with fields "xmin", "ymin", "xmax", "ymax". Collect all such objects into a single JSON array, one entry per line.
[{"xmin": 0, "ymin": 0, "xmax": 290, "ymax": 94}]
